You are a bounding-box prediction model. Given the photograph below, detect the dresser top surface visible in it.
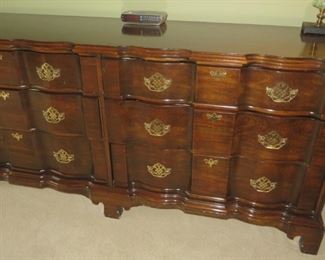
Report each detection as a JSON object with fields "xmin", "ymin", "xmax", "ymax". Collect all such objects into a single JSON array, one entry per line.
[{"xmin": 1, "ymin": 13, "xmax": 325, "ymax": 59}]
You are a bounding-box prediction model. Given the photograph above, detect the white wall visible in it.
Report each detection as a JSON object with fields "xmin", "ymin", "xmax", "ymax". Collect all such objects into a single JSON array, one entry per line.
[{"xmin": 0, "ymin": 0, "xmax": 318, "ymax": 26}]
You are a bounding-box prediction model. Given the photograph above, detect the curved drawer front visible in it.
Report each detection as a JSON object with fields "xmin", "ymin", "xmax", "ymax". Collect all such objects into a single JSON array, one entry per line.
[
  {"xmin": 29, "ymin": 91, "xmax": 86, "ymax": 135},
  {"xmin": 119, "ymin": 59, "xmax": 195, "ymax": 101},
  {"xmin": 0, "ymin": 129, "xmax": 43, "ymax": 170},
  {"xmin": 230, "ymin": 158, "xmax": 305, "ymax": 205},
  {"xmin": 191, "ymin": 155, "xmax": 229, "ymax": 198},
  {"xmin": 233, "ymin": 112, "xmax": 318, "ymax": 161},
  {"xmin": 23, "ymin": 52, "xmax": 81, "ymax": 91},
  {"xmin": 0, "ymin": 89, "xmax": 30, "ymax": 129},
  {"xmin": 193, "ymin": 109, "xmax": 236, "ymax": 156},
  {"xmin": 241, "ymin": 68, "xmax": 325, "ymax": 114},
  {"xmin": 107, "ymin": 100, "xmax": 192, "ymax": 149},
  {"xmin": 40, "ymin": 133, "xmax": 92, "ymax": 177},
  {"xmin": 127, "ymin": 145, "xmax": 191, "ymax": 191},
  {"xmin": 196, "ymin": 66, "xmax": 241, "ymax": 105},
  {"xmin": 0, "ymin": 51, "xmax": 23, "ymax": 86}
]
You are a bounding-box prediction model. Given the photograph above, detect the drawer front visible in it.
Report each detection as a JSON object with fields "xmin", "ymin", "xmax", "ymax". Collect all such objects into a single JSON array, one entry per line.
[
  {"xmin": 29, "ymin": 91, "xmax": 86, "ymax": 135},
  {"xmin": 193, "ymin": 109, "xmax": 235, "ymax": 156},
  {"xmin": 23, "ymin": 52, "xmax": 81, "ymax": 90},
  {"xmin": 102, "ymin": 59, "xmax": 120, "ymax": 98},
  {"xmin": 233, "ymin": 112, "xmax": 318, "ymax": 161},
  {"xmin": 120, "ymin": 59, "xmax": 195, "ymax": 101},
  {"xmin": 196, "ymin": 66, "xmax": 241, "ymax": 105},
  {"xmin": 0, "ymin": 51, "xmax": 23, "ymax": 86},
  {"xmin": 40, "ymin": 134, "xmax": 92, "ymax": 177},
  {"xmin": 230, "ymin": 158, "xmax": 305, "ymax": 205},
  {"xmin": 127, "ymin": 145, "xmax": 191, "ymax": 191},
  {"xmin": 0, "ymin": 129, "xmax": 43, "ymax": 170},
  {"xmin": 241, "ymin": 68, "xmax": 325, "ymax": 114},
  {"xmin": 191, "ymin": 155, "xmax": 229, "ymax": 198},
  {"xmin": 0, "ymin": 89, "xmax": 30, "ymax": 129},
  {"xmin": 107, "ymin": 100, "xmax": 192, "ymax": 149}
]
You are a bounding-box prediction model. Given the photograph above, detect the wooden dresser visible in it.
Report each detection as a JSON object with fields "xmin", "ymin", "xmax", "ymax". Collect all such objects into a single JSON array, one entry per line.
[{"xmin": 0, "ymin": 13, "xmax": 324, "ymax": 254}]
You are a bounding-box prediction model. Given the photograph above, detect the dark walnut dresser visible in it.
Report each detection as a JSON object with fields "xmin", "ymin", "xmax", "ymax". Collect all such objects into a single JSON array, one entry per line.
[{"xmin": 0, "ymin": 13, "xmax": 324, "ymax": 255}]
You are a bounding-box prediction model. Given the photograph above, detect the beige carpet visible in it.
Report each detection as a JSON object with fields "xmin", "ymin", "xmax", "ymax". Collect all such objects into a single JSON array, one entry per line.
[{"xmin": 0, "ymin": 181, "xmax": 324, "ymax": 260}]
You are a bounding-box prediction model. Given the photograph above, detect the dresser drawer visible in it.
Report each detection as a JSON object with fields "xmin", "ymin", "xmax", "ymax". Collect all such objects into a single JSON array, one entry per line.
[
  {"xmin": 0, "ymin": 89, "xmax": 30, "ymax": 129},
  {"xmin": 107, "ymin": 100, "xmax": 192, "ymax": 149},
  {"xmin": 0, "ymin": 129, "xmax": 43, "ymax": 170},
  {"xmin": 23, "ymin": 52, "xmax": 81, "ymax": 91},
  {"xmin": 29, "ymin": 91, "xmax": 87, "ymax": 135},
  {"xmin": 241, "ymin": 67, "xmax": 325, "ymax": 114},
  {"xmin": 119, "ymin": 59, "xmax": 195, "ymax": 101},
  {"xmin": 230, "ymin": 158, "xmax": 305, "ymax": 205},
  {"xmin": 233, "ymin": 112, "xmax": 319, "ymax": 161},
  {"xmin": 40, "ymin": 134, "xmax": 92, "ymax": 177},
  {"xmin": 127, "ymin": 145, "xmax": 191, "ymax": 191},
  {"xmin": 0, "ymin": 51, "xmax": 23, "ymax": 86},
  {"xmin": 196, "ymin": 66, "xmax": 241, "ymax": 105},
  {"xmin": 191, "ymin": 155, "xmax": 229, "ymax": 198},
  {"xmin": 193, "ymin": 109, "xmax": 235, "ymax": 156}
]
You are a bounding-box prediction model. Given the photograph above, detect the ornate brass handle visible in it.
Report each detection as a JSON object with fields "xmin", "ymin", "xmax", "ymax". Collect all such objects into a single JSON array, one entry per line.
[
  {"xmin": 11, "ymin": 132, "xmax": 23, "ymax": 141},
  {"xmin": 42, "ymin": 106, "xmax": 65, "ymax": 124},
  {"xmin": 53, "ymin": 149, "xmax": 74, "ymax": 164},
  {"xmin": 210, "ymin": 70, "xmax": 227, "ymax": 80},
  {"xmin": 203, "ymin": 158, "xmax": 218, "ymax": 168},
  {"xmin": 250, "ymin": 177, "xmax": 277, "ymax": 193},
  {"xmin": 144, "ymin": 72, "xmax": 172, "ymax": 92},
  {"xmin": 36, "ymin": 62, "xmax": 61, "ymax": 82},
  {"xmin": 147, "ymin": 162, "xmax": 171, "ymax": 178},
  {"xmin": 144, "ymin": 119, "xmax": 171, "ymax": 137},
  {"xmin": 258, "ymin": 131, "xmax": 287, "ymax": 150},
  {"xmin": 206, "ymin": 112, "xmax": 222, "ymax": 122},
  {"xmin": 266, "ymin": 82, "xmax": 298, "ymax": 103},
  {"xmin": 0, "ymin": 91, "xmax": 10, "ymax": 101}
]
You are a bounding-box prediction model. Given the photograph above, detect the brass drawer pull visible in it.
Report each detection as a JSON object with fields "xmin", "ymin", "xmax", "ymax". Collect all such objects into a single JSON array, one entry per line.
[
  {"xmin": 144, "ymin": 119, "xmax": 171, "ymax": 137},
  {"xmin": 36, "ymin": 62, "xmax": 61, "ymax": 82},
  {"xmin": 147, "ymin": 162, "xmax": 171, "ymax": 178},
  {"xmin": 210, "ymin": 70, "xmax": 227, "ymax": 80},
  {"xmin": 42, "ymin": 106, "xmax": 65, "ymax": 124},
  {"xmin": 250, "ymin": 177, "xmax": 277, "ymax": 193},
  {"xmin": 11, "ymin": 132, "xmax": 23, "ymax": 141},
  {"xmin": 203, "ymin": 158, "xmax": 218, "ymax": 168},
  {"xmin": 53, "ymin": 149, "xmax": 74, "ymax": 164},
  {"xmin": 0, "ymin": 91, "xmax": 10, "ymax": 101},
  {"xmin": 0, "ymin": 54, "xmax": 3, "ymax": 60},
  {"xmin": 144, "ymin": 72, "xmax": 172, "ymax": 92},
  {"xmin": 258, "ymin": 131, "xmax": 287, "ymax": 150},
  {"xmin": 206, "ymin": 112, "xmax": 222, "ymax": 122},
  {"xmin": 266, "ymin": 82, "xmax": 298, "ymax": 103}
]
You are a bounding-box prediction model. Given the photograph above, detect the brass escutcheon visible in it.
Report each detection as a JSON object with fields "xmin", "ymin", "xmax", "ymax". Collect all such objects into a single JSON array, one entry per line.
[
  {"xmin": 250, "ymin": 176, "xmax": 277, "ymax": 193},
  {"xmin": 53, "ymin": 149, "xmax": 74, "ymax": 164},
  {"xmin": 209, "ymin": 70, "xmax": 227, "ymax": 80},
  {"xmin": 258, "ymin": 131, "xmax": 287, "ymax": 150},
  {"xmin": 42, "ymin": 106, "xmax": 65, "ymax": 124},
  {"xmin": 0, "ymin": 91, "xmax": 10, "ymax": 101},
  {"xmin": 206, "ymin": 112, "xmax": 222, "ymax": 122},
  {"xmin": 144, "ymin": 72, "xmax": 172, "ymax": 92},
  {"xmin": 266, "ymin": 82, "xmax": 298, "ymax": 103},
  {"xmin": 203, "ymin": 158, "xmax": 219, "ymax": 168},
  {"xmin": 11, "ymin": 132, "xmax": 23, "ymax": 141},
  {"xmin": 36, "ymin": 62, "xmax": 61, "ymax": 82},
  {"xmin": 0, "ymin": 54, "xmax": 3, "ymax": 60},
  {"xmin": 147, "ymin": 162, "xmax": 171, "ymax": 178},
  {"xmin": 144, "ymin": 119, "xmax": 171, "ymax": 137}
]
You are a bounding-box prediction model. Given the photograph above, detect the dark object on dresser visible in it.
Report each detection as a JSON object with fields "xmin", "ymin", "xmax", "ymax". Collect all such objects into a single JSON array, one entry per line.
[{"xmin": 0, "ymin": 13, "xmax": 324, "ymax": 255}]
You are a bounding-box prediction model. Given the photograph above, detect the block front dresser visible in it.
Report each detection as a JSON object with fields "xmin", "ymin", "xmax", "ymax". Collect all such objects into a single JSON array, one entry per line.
[{"xmin": 0, "ymin": 14, "xmax": 324, "ymax": 254}]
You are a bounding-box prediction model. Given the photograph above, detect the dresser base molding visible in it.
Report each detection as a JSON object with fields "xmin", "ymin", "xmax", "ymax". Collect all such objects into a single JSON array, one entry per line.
[{"xmin": 1, "ymin": 169, "xmax": 323, "ymax": 255}]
